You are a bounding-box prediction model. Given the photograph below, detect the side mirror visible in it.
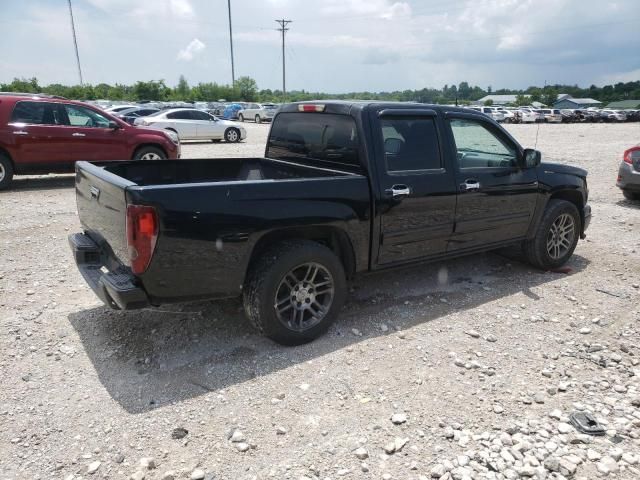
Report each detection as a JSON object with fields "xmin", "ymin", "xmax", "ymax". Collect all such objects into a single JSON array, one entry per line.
[
  {"xmin": 523, "ymin": 148, "xmax": 541, "ymax": 168},
  {"xmin": 108, "ymin": 120, "xmax": 121, "ymax": 130}
]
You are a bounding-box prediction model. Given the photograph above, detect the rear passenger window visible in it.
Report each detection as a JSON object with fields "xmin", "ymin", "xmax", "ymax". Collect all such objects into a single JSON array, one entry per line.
[
  {"xmin": 167, "ymin": 111, "xmax": 193, "ymax": 120},
  {"xmin": 11, "ymin": 101, "xmax": 47, "ymax": 124},
  {"xmin": 380, "ymin": 117, "xmax": 441, "ymax": 172}
]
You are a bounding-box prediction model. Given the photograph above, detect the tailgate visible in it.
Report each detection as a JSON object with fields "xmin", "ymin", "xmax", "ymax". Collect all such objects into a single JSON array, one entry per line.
[{"xmin": 75, "ymin": 161, "xmax": 136, "ymax": 265}]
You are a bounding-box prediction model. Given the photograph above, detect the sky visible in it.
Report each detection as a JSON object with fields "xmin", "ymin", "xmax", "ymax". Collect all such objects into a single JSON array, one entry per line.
[{"xmin": 1, "ymin": 0, "xmax": 639, "ymax": 92}]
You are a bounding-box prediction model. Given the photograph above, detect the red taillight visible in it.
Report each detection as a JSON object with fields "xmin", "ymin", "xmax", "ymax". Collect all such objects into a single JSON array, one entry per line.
[
  {"xmin": 298, "ymin": 104, "xmax": 325, "ymax": 112},
  {"xmin": 623, "ymin": 146, "xmax": 640, "ymax": 165},
  {"xmin": 126, "ymin": 205, "xmax": 158, "ymax": 275}
]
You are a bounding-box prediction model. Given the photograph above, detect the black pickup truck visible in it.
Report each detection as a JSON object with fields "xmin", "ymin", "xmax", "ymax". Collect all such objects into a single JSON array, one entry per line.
[{"xmin": 70, "ymin": 101, "xmax": 591, "ymax": 345}]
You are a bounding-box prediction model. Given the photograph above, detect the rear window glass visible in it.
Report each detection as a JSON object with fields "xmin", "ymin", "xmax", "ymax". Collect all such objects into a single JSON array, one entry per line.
[{"xmin": 267, "ymin": 112, "xmax": 360, "ymax": 171}]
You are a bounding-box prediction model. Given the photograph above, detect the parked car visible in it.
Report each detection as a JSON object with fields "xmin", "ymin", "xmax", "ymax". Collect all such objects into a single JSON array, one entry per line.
[
  {"xmin": 496, "ymin": 108, "xmax": 517, "ymax": 123},
  {"xmin": 222, "ymin": 103, "xmax": 246, "ymax": 120},
  {"xmin": 114, "ymin": 107, "xmax": 160, "ymax": 125},
  {"xmin": 134, "ymin": 108, "xmax": 246, "ymax": 143},
  {"xmin": 537, "ymin": 109, "xmax": 563, "ymax": 123},
  {"xmin": 467, "ymin": 106, "xmax": 504, "ymax": 122},
  {"xmin": 0, "ymin": 93, "xmax": 180, "ymax": 190},
  {"xmin": 238, "ymin": 103, "xmax": 279, "ymax": 123},
  {"xmin": 574, "ymin": 109, "xmax": 600, "ymax": 122},
  {"xmin": 104, "ymin": 104, "xmax": 139, "ymax": 114},
  {"xmin": 600, "ymin": 110, "xmax": 627, "ymax": 122},
  {"xmin": 560, "ymin": 109, "xmax": 578, "ymax": 123},
  {"xmin": 616, "ymin": 145, "xmax": 640, "ymax": 201},
  {"xmin": 69, "ymin": 100, "xmax": 591, "ymax": 345},
  {"xmin": 518, "ymin": 108, "xmax": 543, "ymax": 123}
]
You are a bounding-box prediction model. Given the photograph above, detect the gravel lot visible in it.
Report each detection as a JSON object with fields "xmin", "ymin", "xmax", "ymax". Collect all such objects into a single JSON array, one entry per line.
[{"xmin": 1, "ymin": 122, "xmax": 639, "ymax": 480}]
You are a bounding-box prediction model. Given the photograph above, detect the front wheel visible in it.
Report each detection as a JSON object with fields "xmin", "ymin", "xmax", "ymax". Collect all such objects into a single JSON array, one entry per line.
[
  {"xmin": 523, "ymin": 199, "xmax": 580, "ymax": 270},
  {"xmin": 133, "ymin": 146, "xmax": 167, "ymax": 160},
  {"xmin": 243, "ymin": 240, "xmax": 347, "ymax": 345},
  {"xmin": 224, "ymin": 128, "xmax": 240, "ymax": 143}
]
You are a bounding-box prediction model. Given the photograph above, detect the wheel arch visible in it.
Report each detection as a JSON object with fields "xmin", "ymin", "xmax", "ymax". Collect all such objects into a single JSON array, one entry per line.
[
  {"xmin": 245, "ymin": 226, "xmax": 357, "ymax": 283},
  {"xmin": 131, "ymin": 143, "xmax": 168, "ymax": 160},
  {"xmin": 0, "ymin": 146, "xmax": 15, "ymax": 168}
]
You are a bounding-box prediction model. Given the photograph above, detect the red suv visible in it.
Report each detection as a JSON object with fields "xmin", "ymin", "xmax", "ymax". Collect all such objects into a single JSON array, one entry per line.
[{"xmin": 0, "ymin": 93, "xmax": 180, "ymax": 190}]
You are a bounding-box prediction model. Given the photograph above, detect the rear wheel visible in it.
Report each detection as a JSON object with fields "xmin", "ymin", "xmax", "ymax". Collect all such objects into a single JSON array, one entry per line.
[
  {"xmin": 133, "ymin": 146, "xmax": 167, "ymax": 160},
  {"xmin": 238, "ymin": 114, "xmax": 244, "ymax": 122},
  {"xmin": 243, "ymin": 240, "xmax": 347, "ymax": 345},
  {"xmin": 623, "ymin": 190, "xmax": 640, "ymax": 201},
  {"xmin": 523, "ymin": 199, "xmax": 580, "ymax": 270},
  {"xmin": 0, "ymin": 153, "xmax": 15, "ymax": 190},
  {"xmin": 224, "ymin": 128, "xmax": 240, "ymax": 143},
  {"xmin": 255, "ymin": 115, "xmax": 261, "ymax": 124}
]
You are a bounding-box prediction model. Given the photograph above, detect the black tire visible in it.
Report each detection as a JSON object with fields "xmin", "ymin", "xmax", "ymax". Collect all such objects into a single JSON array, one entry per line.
[
  {"xmin": 255, "ymin": 115, "xmax": 261, "ymax": 124},
  {"xmin": 224, "ymin": 128, "xmax": 241, "ymax": 143},
  {"xmin": 243, "ymin": 240, "xmax": 347, "ymax": 346},
  {"xmin": 238, "ymin": 114, "xmax": 244, "ymax": 122},
  {"xmin": 132, "ymin": 146, "xmax": 167, "ymax": 161},
  {"xmin": 211, "ymin": 139, "xmax": 221, "ymax": 143},
  {"xmin": 523, "ymin": 199, "xmax": 581, "ymax": 270},
  {"xmin": 622, "ymin": 190, "xmax": 640, "ymax": 201},
  {"xmin": 0, "ymin": 153, "xmax": 14, "ymax": 191}
]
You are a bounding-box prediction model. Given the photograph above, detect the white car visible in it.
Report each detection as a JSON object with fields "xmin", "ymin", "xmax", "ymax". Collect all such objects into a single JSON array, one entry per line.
[
  {"xmin": 105, "ymin": 104, "xmax": 139, "ymax": 113},
  {"xmin": 135, "ymin": 108, "xmax": 246, "ymax": 142},
  {"xmin": 518, "ymin": 108, "xmax": 543, "ymax": 123},
  {"xmin": 537, "ymin": 109, "xmax": 563, "ymax": 123},
  {"xmin": 238, "ymin": 103, "xmax": 278, "ymax": 123},
  {"xmin": 600, "ymin": 110, "xmax": 627, "ymax": 122},
  {"xmin": 497, "ymin": 108, "xmax": 517, "ymax": 123},
  {"xmin": 467, "ymin": 106, "xmax": 505, "ymax": 122}
]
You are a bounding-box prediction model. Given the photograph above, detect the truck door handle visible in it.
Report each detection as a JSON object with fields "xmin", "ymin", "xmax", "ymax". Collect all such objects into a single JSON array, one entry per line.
[
  {"xmin": 385, "ymin": 184, "xmax": 412, "ymax": 198},
  {"xmin": 460, "ymin": 179, "xmax": 480, "ymax": 191},
  {"xmin": 13, "ymin": 131, "xmax": 28, "ymax": 135},
  {"xmin": 72, "ymin": 132, "xmax": 86, "ymax": 137}
]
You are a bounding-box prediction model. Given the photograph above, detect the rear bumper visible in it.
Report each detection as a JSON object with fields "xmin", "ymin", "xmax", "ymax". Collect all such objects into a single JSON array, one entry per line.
[
  {"xmin": 617, "ymin": 161, "xmax": 640, "ymax": 191},
  {"xmin": 69, "ymin": 233, "xmax": 149, "ymax": 310}
]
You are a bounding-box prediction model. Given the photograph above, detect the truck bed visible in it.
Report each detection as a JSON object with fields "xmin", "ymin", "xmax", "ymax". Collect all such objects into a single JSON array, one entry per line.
[
  {"xmin": 101, "ymin": 157, "xmax": 345, "ymax": 186},
  {"xmin": 74, "ymin": 158, "xmax": 371, "ymax": 305}
]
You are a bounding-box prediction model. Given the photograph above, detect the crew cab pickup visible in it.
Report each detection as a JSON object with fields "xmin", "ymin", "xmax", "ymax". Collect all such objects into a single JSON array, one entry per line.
[{"xmin": 70, "ymin": 101, "xmax": 591, "ymax": 345}]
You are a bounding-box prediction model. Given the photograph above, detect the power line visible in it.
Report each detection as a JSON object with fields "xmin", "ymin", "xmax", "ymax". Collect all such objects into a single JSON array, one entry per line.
[
  {"xmin": 227, "ymin": 0, "xmax": 235, "ymax": 85},
  {"xmin": 275, "ymin": 19, "xmax": 292, "ymax": 102},
  {"xmin": 67, "ymin": 0, "xmax": 83, "ymax": 85}
]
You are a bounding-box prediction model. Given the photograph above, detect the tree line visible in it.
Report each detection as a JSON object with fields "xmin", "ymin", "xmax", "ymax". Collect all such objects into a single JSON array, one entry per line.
[{"xmin": 2, "ymin": 76, "xmax": 639, "ymax": 106}]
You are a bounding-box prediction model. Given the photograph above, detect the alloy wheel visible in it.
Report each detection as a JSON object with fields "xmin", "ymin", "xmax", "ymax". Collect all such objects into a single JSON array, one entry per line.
[
  {"xmin": 140, "ymin": 152, "xmax": 162, "ymax": 160},
  {"xmin": 0, "ymin": 163, "xmax": 5, "ymax": 182},
  {"xmin": 274, "ymin": 262, "xmax": 335, "ymax": 332},
  {"xmin": 546, "ymin": 213, "xmax": 575, "ymax": 259}
]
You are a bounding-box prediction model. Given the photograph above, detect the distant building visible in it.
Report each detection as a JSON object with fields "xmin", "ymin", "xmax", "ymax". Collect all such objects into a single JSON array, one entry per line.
[
  {"xmin": 553, "ymin": 97, "xmax": 602, "ymax": 109},
  {"xmin": 475, "ymin": 94, "xmax": 526, "ymax": 106},
  {"xmin": 606, "ymin": 100, "xmax": 640, "ymax": 109}
]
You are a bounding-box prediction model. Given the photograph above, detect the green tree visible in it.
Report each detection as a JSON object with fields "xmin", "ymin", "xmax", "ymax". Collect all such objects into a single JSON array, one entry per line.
[
  {"xmin": 234, "ymin": 76, "xmax": 258, "ymax": 101},
  {"xmin": 484, "ymin": 99, "xmax": 494, "ymax": 106},
  {"xmin": 174, "ymin": 75, "xmax": 191, "ymax": 101},
  {"xmin": 132, "ymin": 80, "xmax": 169, "ymax": 101},
  {"xmin": 541, "ymin": 88, "xmax": 558, "ymax": 107}
]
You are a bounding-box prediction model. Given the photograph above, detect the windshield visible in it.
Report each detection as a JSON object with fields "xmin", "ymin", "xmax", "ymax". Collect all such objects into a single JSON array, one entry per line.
[{"xmin": 267, "ymin": 112, "xmax": 361, "ymax": 171}]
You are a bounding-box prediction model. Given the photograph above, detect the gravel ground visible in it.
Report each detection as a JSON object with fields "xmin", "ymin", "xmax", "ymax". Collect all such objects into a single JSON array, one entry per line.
[{"xmin": 1, "ymin": 122, "xmax": 639, "ymax": 480}]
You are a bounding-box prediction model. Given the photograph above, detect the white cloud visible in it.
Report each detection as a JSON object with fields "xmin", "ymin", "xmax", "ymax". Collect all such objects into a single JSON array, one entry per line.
[
  {"xmin": 177, "ymin": 38, "xmax": 206, "ymax": 61},
  {"xmin": 599, "ymin": 68, "xmax": 640, "ymax": 85},
  {"xmin": 87, "ymin": 0, "xmax": 194, "ymax": 20}
]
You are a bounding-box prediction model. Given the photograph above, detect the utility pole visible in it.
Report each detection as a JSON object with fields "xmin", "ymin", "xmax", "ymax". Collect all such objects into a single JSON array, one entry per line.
[
  {"xmin": 275, "ymin": 19, "xmax": 292, "ymax": 102},
  {"xmin": 227, "ymin": 0, "xmax": 235, "ymax": 86},
  {"xmin": 67, "ymin": 0, "xmax": 83, "ymax": 85}
]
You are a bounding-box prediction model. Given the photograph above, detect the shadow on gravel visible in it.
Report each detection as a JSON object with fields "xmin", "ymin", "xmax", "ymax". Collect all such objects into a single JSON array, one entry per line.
[
  {"xmin": 2, "ymin": 174, "xmax": 75, "ymax": 191},
  {"xmin": 69, "ymin": 251, "xmax": 589, "ymax": 414},
  {"xmin": 615, "ymin": 199, "xmax": 640, "ymax": 209}
]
